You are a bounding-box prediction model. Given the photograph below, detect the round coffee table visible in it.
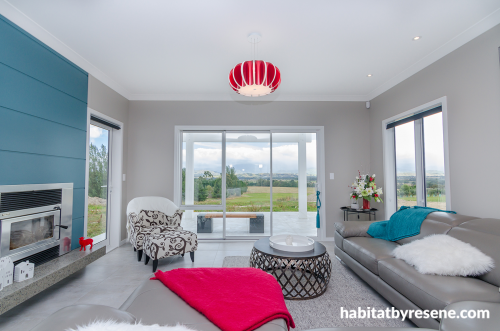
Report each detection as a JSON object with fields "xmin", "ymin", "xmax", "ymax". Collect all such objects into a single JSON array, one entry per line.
[{"xmin": 250, "ymin": 238, "xmax": 332, "ymax": 300}]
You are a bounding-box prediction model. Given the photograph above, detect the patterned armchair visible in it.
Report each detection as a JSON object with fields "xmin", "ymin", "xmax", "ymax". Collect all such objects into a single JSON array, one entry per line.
[{"xmin": 126, "ymin": 197, "xmax": 184, "ymax": 262}]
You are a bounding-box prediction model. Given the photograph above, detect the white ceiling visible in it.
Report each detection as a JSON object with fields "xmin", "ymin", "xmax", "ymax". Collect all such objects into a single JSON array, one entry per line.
[{"xmin": 2, "ymin": 0, "xmax": 500, "ymax": 101}]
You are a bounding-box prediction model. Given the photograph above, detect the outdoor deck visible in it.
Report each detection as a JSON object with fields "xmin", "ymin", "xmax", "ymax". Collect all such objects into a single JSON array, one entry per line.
[{"xmin": 182, "ymin": 211, "xmax": 317, "ymax": 238}]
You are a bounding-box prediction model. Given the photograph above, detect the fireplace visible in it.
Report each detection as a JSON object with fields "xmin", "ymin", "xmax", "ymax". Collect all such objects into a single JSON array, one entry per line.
[{"xmin": 0, "ymin": 183, "xmax": 73, "ymax": 265}]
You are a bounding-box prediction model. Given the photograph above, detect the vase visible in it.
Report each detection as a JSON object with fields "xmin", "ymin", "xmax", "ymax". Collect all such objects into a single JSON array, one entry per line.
[
  {"xmin": 363, "ymin": 199, "xmax": 370, "ymax": 210},
  {"xmin": 350, "ymin": 198, "xmax": 359, "ymax": 209}
]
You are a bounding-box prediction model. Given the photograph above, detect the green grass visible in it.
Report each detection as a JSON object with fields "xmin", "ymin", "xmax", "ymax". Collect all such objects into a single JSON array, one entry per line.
[
  {"xmin": 87, "ymin": 204, "xmax": 106, "ymax": 238},
  {"xmin": 399, "ymin": 195, "xmax": 446, "ymax": 202},
  {"xmin": 193, "ymin": 187, "xmax": 317, "ymax": 212}
]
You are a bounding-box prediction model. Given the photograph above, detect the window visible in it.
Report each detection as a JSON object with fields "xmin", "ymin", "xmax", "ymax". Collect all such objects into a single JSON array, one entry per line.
[
  {"xmin": 395, "ymin": 122, "xmax": 416, "ymax": 208},
  {"xmin": 383, "ymin": 99, "xmax": 449, "ymax": 217},
  {"xmin": 423, "ymin": 113, "xmax": 446, "ymax": 210}
]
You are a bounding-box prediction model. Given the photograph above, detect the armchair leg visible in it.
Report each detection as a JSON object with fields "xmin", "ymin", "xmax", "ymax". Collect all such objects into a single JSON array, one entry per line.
[
  {"xmin": 145, "ymin": 254, "xmax": 150, "ymax": 265},
  {"xmin": 190, "ymin": 251, "xmax": 195, "ymax": 262},
  {"xmin": 137, "ymin": 249, "xmax": 143, "ymax": 262},
  {"xmin": 153, "ymin": 260, "xmax": 159, "ymax": 273}
]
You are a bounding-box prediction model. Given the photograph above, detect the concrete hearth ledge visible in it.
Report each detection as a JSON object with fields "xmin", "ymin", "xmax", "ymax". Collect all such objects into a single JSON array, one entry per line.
[{"xmin": 0, "ymin": 246, "xmax": 106, "ymax": 315}]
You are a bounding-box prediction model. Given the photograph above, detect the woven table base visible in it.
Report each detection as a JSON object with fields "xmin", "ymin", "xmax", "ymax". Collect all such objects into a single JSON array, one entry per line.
[{"xmin": 250, "ymin": 247, "xmax": 332, "ymax": 300}]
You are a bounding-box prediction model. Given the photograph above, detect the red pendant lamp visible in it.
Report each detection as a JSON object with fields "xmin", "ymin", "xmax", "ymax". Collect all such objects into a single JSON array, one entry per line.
[{"xmin": 228, "ymin": 34, "xmax": 281, "ymax": 97}]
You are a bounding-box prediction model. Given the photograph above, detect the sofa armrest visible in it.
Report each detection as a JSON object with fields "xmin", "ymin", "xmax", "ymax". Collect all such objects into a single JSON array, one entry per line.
[
  {"xmin": 440, "ymin": 301, "xmax": 500, "ymax": 331},
  {"xmin": 30, "ymin": 305, "xmax": 136, "ymax": 331},
  {"xmin": 334, "ymin": 221, "xmax": 378, "ymax": 238}
]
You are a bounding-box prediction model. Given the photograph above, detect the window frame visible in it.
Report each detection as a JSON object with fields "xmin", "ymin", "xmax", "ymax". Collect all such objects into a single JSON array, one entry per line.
[
  {"xmin": 173, "ymin": 125, "xmax": 326, "ymax": 240},
  {"xmin": 382, "ymin": 97, "xmax": 451, "ymax": 219}
]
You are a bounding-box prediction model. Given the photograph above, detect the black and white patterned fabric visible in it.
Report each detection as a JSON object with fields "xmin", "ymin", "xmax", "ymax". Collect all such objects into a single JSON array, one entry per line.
[
  {"xmin": 127, "ymin": 209, "xmax": 184, "ymax": 250},
  {"xmin": 143, "ymin": 230, "xmax": 198, "ymax": 261}
]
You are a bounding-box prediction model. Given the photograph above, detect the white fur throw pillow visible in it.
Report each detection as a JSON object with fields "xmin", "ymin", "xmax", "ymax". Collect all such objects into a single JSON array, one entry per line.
[
  {"xmin": 392, "ymin": 234, "xmax": 494, "ymax": 276},
  {"xmin": 67, "ymin": 321, "xmax": 194, "ymax": 331}
]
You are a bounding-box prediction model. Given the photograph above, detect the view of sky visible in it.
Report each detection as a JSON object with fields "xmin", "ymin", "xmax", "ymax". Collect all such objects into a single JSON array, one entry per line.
[
  {"xmin": 423, "ymin": 113, "xmax": 445, "ymax": 174},
  {"xmin": 89, "ymin": 124, "xmax": 109, "ymax": 149},
  {"xmin": 395, "ymin": 122, "xmax": 416, "ymax": 174},
  {"xmin": 395, "ymin": 113, "xmax": 445, "ymax": 175},
  {"xmin": 182, "ymin": 133, "xmax": 317, "ymax": 175}
]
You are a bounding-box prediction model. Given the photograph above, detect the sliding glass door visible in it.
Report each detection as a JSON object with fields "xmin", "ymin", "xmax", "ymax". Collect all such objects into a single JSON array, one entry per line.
[
  {"xmin": 225, "ymin": 132, "xmax": 271, "ymax": 237},
  {"xmin": 179, "ymin": 129, "xmax": 319, "ymax": 239},
  {"xmin": 181, "ymin": 132, "xmax": 223, "ymax": 238},
  {"xmin": 272, "ymin": 133, "xmax": 317, "ymax": 237}
]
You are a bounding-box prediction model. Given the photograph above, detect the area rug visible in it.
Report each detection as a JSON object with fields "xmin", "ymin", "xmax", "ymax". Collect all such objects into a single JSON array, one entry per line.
[{"xmin": 222, "ymin": 256, "xmax": 415, "ymax": 330}]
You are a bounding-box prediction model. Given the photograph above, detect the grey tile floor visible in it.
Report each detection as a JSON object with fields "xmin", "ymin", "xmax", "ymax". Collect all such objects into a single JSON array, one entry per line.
[{"xmin": 0, "ymin": 240, "xmax": 347, "ymax": 331}]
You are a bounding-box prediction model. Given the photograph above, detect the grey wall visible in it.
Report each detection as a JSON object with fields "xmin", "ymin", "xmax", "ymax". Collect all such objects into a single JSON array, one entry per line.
[
  {"xmin": 88, "ymin": 75, "xmax": 130, "ymax": 240},
  {"xmin": 127, "ymin": 101, "xmax": 370, "ymax": 237},
  {"xmin": 369, "ymin": 23, "xmax": 500, "ymax": 219}
]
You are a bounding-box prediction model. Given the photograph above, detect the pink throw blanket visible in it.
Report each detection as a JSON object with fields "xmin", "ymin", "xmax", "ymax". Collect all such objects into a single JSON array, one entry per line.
[{"xmin": 151, "ymin": 268, "xmax": 295, "ymax": 331}]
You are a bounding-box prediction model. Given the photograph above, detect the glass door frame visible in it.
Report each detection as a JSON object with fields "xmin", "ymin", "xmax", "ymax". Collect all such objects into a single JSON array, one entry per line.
[
  {"xmin": 174, "ymin": 126, "xmax": 326, "ymax": 240},
  {"xmin": 87, "ymin": 119, "xmax": 113, "ymax": 246},
  {"xmin": 224, "ymin": 130, "xmax": 272, "ymax": 239}
]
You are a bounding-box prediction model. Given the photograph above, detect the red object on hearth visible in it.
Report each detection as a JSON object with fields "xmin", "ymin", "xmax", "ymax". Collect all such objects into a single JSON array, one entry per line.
[
  {"xmin": 363, "ymin": 199, "xmax": 370, "ymax": 210},
  {"xmin": 63, "ymin": 237, "xmax": 71, "ymax": 252},
  {"xmin": 79, "ymin": 237, "xmax": 93, "ymax": 251},
  {"xmin": 151, "ymin": 268, "xmax": 295, "ymax": 331}
]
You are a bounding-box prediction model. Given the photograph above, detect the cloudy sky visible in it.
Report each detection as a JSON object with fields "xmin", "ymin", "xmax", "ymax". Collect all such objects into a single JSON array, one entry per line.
[
  {"xmin": 395, "ymin": 113, "xmax": 445, "ymax": 175},
  {"xmin": 89, "ymin": 124, "xmax": 109, "ymax": 149},
  {"xmin": 182, "ymin": 137, "xmax": 317, "ymax": 175}
]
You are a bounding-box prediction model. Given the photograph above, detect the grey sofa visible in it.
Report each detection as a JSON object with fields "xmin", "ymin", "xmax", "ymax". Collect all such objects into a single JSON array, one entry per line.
[
  {"xmin": 28, "ymin": 279, "xmax": 500, "ymax": 331},
  {"xmin": 30, "ymin": 278, "xmax": 288, "ymax": 331},
  {"xmin": 334, "ymin": 212, "xmax": 500, "ymax": 329}
]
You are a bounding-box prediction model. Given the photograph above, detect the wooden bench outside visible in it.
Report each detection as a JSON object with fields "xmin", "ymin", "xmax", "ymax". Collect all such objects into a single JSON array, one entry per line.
[
  {"xmin": 197, "ymin": 213, "xmax": 265, "ymax": 234},
  {"xmin": 204, "ymin": 213, "xmax": 257, "ymax": 219}
]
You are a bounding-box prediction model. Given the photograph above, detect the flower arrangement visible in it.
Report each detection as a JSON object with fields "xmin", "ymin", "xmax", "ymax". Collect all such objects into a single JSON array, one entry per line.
[{"xmin": 350, "ymin": 171, "xmax": 383, "ymax": 203}]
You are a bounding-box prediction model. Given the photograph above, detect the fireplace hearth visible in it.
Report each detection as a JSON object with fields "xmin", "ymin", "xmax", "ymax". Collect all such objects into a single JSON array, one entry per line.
[{"xmin": 0, "ymin": 183, "xmax": 73, "ymax": 265}]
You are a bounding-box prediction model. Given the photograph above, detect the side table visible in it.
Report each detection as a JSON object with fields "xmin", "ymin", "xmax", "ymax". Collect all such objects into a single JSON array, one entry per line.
[{"xmin": 340, "ymin": 207, "xmax": 378, "ymax": 221}]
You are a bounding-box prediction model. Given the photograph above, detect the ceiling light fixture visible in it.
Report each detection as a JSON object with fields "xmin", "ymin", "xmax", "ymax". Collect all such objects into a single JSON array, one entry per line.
[
  {"xmin": 367, "ymin": 74, "xmax": 372, "ymax": 77},
  {"xmin": 229, "ymin": 33, "xmax": 281, "ymax": 97},
  {"xmin": 413, "ymin": 36, "xmax": 421, "ymax": 41}
]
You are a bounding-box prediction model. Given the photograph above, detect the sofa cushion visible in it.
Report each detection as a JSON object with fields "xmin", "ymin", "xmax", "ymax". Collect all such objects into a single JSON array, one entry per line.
[
  {"xmin": 30, "ymin": 305, "xmax": 136, "ymax": 331},
  {"xmin": 423, "ymin": 212, "xmax": 477, "ymax": 227},
  {"xmin": 458, "ymin": 218, "xmax": 500, "ymax": 236},
  {"xmin": 448, "ymin": 226, "xmax": 500, "ymax": 287},
  {"xmin": 343, "ymin": 237, "xmax": 399, "ymax": 275},
  {"xmin": 396, "ymin": 219, "xmax": 452, "ymax": 245},
  {"xmin": 441, "ymin": 301, "xmax": 500, "ymax": 331},
  {"xmin": 378, "ymin": 258, "xmax": 500, "ymax": 311},
  {"xmin": 121, "ymin": 279, "xmax": 287, "ymax": 331}
]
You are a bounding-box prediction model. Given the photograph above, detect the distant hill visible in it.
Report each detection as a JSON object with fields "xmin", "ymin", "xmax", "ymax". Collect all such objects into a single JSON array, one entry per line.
[{"xmin": 192, "ymin": 170, "xmax": 316, "ymax": 181}]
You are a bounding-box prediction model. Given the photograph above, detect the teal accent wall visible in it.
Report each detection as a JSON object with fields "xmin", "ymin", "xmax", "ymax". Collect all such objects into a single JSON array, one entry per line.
[{"xmin": 0, "ymin": 14, "xmax": 88, "ymax": 250}]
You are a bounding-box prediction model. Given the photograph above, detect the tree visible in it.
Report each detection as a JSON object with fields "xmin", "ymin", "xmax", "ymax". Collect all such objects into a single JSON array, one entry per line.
[{"xmin": 88, "ymin": 143, "xmax": 108, "ymax": 198}]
